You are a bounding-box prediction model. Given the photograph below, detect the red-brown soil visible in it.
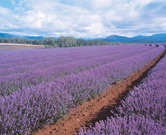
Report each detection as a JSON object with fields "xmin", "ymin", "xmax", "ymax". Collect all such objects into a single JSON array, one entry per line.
[{"xmin": 33, "ymin": 49, "xmax": 165, "ymax": 135}]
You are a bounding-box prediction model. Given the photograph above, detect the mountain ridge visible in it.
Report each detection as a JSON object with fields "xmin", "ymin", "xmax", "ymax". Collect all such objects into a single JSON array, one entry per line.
[
  {"xmin": 0, "ymin": 32, "xmax": 166, "ymax": 43},
  {"xmin": 100, "ymin": 33, "xmax": 166, "ymax": 43},
  {"xmin": 0, "ymin": 33, "xmax": 44, "ymax": 40}
]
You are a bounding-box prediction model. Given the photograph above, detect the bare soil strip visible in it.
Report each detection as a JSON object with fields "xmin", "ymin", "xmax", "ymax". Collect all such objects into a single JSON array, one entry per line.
[
  {"xmin": 0, "ymin": 43, "xmax": 44, "ymax": 47},
  {"xmin": 33, "ymin": 49, "xmax": 166, "ymax": 135},
  {"xmin": 0, "ymin": 43, "xmax": 44, "ymax": 50}
]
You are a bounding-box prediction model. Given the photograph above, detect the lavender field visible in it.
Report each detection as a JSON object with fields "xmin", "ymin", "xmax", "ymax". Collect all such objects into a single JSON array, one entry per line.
[
  {"xmin": 0, "ymin": 44, "xmax": 165, "ymax": 134},
  {"xmin": 78, "ymin": 47, "xmax": 166, "ymax": 135}
]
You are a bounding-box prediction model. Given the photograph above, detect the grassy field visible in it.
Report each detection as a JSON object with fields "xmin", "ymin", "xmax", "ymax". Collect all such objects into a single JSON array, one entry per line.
[{"xmin": 0, "ymin": 43, "xmax": 44, "ymax": 50}]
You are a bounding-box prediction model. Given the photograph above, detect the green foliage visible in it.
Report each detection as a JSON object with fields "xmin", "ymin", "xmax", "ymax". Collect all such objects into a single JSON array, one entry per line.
[
  {"xmin": 57, "ymin": 36, "xmax": 77, "ymax": 47},
  {"xmin": 0, "ymin": 36, "xmax": 120, "ymax": 48}
]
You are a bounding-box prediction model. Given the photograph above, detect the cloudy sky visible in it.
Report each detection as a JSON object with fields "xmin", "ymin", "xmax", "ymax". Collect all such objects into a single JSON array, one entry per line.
[{"xmin": 0, "ymin": 0, "xmax": 166, "ymax": 38}]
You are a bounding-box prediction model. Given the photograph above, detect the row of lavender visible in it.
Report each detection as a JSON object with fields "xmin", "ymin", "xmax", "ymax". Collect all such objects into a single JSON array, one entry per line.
[
  {"xmin": 0, "ymin": 45, "xmax": 164, "ymax": 134},
  {"xmin": 78, "ymin": 51, "xmax": 166, "ymax": 134},
  {"xmin": 0, "ymin": 45, "xmax": 154, "ymax": 76},
  {"xmin": 0, "ymin": 45, "xmax": 144, "ymax": 68},
  {"xmin": 1, "ymin": 44, "xmax": 158, "ymax": 74},
  {"xmin": 0, "ymin": 45, "xmax": 156, "ymax": 96}
]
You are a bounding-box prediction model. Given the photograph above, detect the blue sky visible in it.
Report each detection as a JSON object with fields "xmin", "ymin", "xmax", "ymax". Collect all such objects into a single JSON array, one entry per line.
[{"xmin": 0, "ymin": 0, "xmax": 166, "ymax": 38}]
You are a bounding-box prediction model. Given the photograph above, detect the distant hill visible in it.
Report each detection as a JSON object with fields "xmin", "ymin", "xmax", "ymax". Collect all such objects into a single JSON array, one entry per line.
[
  {"xmin": 0, "ymin": 33, "xmax": 44, "ymax": 40},
  {"xmin": 99, "ymin": 35, "xmax": 130, "ymax": 42},
  {"xmin": 0, "ymin": 32, "xmax": 166, "ymax": 43},
  {"xmin": 0, "ymin": 33, "xmax": 18, "ymax": 38},
  {"xmin": 100, "ymin": 33, "xmax": 166, "ymax": 43}
]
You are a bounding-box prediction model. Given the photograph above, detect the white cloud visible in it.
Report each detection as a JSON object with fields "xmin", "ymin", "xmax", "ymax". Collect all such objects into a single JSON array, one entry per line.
[
  {"xmin": 91, "ymin": 0, "xmax": 114, "ymax": 9},
  {"xmin": 0, "ymin": 6, "xmax": 10, "ymax": 15},
  {"xmin": 0, "ymin": 0, "xmax": 166, "ymax": 37}
]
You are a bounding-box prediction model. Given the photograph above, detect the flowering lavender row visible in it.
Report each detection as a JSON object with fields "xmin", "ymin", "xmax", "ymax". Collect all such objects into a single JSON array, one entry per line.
[
  {"xmin": 0, "ymin": 44, "xmax": 154, "ymax": 74},
  {"xmin": 0, "ymin": 44, "xmax": 152, "ymax": 65},
  {"xmin": 0, "ymin": 45, "xmax": 156, "ymax": 96},
  {"xmin": 78, "ymin": 51, "xmax": 166, "ymax": 135},
  {"xmin": 79, "ymin": 114, "xmax": 165, "ymax": 135},
  {"xmin": 0, "ymin": 47, "xmax": 104, "ymax": 69},
  {"xmin": 0, "ymin": 45, "xmax": 164, "ymax": 135},
  {"xmin": 0, "ymin": 45, "xmax": 152, "ymax": 76},
  {"xmin": 0, "ymin": 45, "xmax": 137, "ymax": 69}
]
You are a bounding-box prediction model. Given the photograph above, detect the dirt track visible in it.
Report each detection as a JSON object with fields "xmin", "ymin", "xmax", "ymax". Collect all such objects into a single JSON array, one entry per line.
[
  {"xmin": 33, "ymin": 49, "xmax": 165, "ymax": 135},
  {"xmin": 0, "ymin": 43, "xmax": 44, "ymax": 50}
]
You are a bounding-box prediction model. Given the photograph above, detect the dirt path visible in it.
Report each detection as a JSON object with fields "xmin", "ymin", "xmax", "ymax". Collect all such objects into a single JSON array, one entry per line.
[
  {"xmin": 33, "ymin": 49, "xmax": 165, "ymax": 135},
  {"xmin": 0, "ymin": 43, "xmax": 44, "ymax": 50},
  {"xmin": 0, "ymin": 43, "xmax": 44, "ymax": 47}
]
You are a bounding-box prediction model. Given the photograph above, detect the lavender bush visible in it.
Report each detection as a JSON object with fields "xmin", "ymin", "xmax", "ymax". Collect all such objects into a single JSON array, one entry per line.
[
  {"xmin": 0, "ymin": 44, "xmax": 154, "ymax": 74},
  {"xmin": 78, "ymin": 50, "xmax": 166, "ymax": 135},
  {"xmin": 0, "ymin": 44, "xmax": 164, "ymax": 134},
  {"xmin": 0, "ymin": 45, "xmax": 156, "ymax": 96},
  {"xmin": 0, "ymin": 45, "xmax": 157, "ymax": 96}
]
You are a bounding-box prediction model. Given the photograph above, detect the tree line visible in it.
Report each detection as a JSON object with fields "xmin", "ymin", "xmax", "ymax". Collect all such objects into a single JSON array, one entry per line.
[{"xmin": 0, "ymin": 36, "xmax": 119, "ymax": 48}]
